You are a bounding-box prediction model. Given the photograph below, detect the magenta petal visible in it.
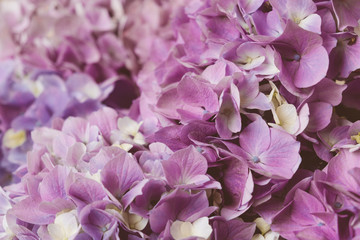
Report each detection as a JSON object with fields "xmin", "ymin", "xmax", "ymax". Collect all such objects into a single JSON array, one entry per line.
[
  {"xmin": 31, "ymin": 128, "xmax": 61, "ymax": 150},
  {"xmin": 212, "ymin": 218, "xmax": 256, "ymax": 240},
  {"xmin": 259, "ymin": 128, "xmax": 301, "ymax": 179},
  {"xmin": 121, "ymin": 179, "xmax": 148, "ymax": 209},
  {"xmin": 238, "ymin": 0, "xmax": 264, "ymax": 14},
  {"xmin": 154, "ymin": 125, "xmax": 188, "ymax": 151},
  {"xmin": 68, "ymin": 175, "xmax": 107, "ymax": 208},
  {"xmin": 0, "ymin": 26, "xmax": 16, "ymax": 60},
  {"xmin": 274, "ymin": 21, "xmax": 328, "ymax": 89},
  {"xmin": 97, "ymin": 33, "xmax": 126, "ymax": 68},
  {"xmin": 88, "ymin": 107, "xmax": 118, "ymax": 142},
  {"xmin": 348, "ymin": 120, "xmax": 360, "ymax": 136},
  {"xmin": 328, "ymin": 34, "xmax": 360, "ymax": 78},
  {"xmin": 131, "ymin": 179, "xmax": 167, "ymax": 217},
  {"xmin": 39, "ymin": 198, "xmax": 75, "ymax": 216},
  {"xmin": 222, "ymin": 159, "xmax": 249, "ymax": 203},
  {"xmin": 27, "ymin": 148, "xmax": 47, "ymax": 175},
  {"xmin": 86, "ymin": 8, "xmax": 115, "ymax": 32},
  {"xmin": 149, "ymin": 189, "xmax": 216, "ymax": 233},
  {"xmin": 52, "ymin": 133, "xmax": 76, "ymax": 159},
  {"xmin": 239, "ymin": 118, "xmax": 270, "ymax": 156},
  {"xmin": 62, "ymin": 117, "xmax": 91, "ymax": 142},
  {"xmin": 291, "ymin": 189, "xmax": 325, "ymax": 225},
  {"xmin": 11, "ymin": 197, "xmax": 54, "ymax": 225},
  {"xmin": 162, "ymin": 146, "xmax": 209, "ymax": 188},
  {"xmin": 66, "ymin": 37, "xmax": 100, "ymax": 64},
  {"xmin": 274, "ymin": 20, "xmax": 323, "ymax": 52},
  {"xmin": 342, "ymin": 78, "xmax": 360, "ymax": 110},
  {"xmin": 269, "ymin": 0, "xmax": 289, "ymax": 17},
  {"xmin": 286, "ymin": 0, "xmax": 316, "ymax": 19},
  {"xmin": 327, "ymin": 150, "xmax": 360, "ymax": 193},
  {"xmin": 332, "ymin": 0, "xmax": 360, "ymax": 30},
  {"xmin": 39, "ymin": 166, "xmax": 68, "ymax": 201},
  {"xmin": 79, "ymin": 201, "xmax": 117, "ymax": 239},
  {"xmin": 89, "ymin": 147, "xmax": 122, "ymax": 173},
  {"xmin": 293, "ymin": 46, "xmax": 329, "ymax": 88},
  {"xmin": 202, "ymin": 60, "xmax": 226, "ymax": 84},
  {"xmin": 216, "ymin": 93, "xmax": 241, "ymax": 138},
  {"xmin": 65, "ymin": 142, "xmax": 86, "ymax": 168},
  {"xmin": 271, "ymin": 186, "xmax": 336, "ymax": 239},
  {"xmin": 177, "ymin": 74, "xmax": 219, "ymax": 112},
  {"xmin": 220, "ymin": 158, "xmax": 253, "ymax": 219},
  {"xmin": 157, "ymin": 87, "xmax": 202, "ymax": 120},
  {"xmin": 180, "ymin": 120, "xmax": 217, "ymax": 145},
  {"xmin": 101, "ymin": 150, "xmax": 144, "ymax": 199},
  {"xmin": 309, "ymin": 78, "xmax": 347, "ymax": 106},
  {"xmin": 245, "ymin": 93, "xmax": 271, "ymax": 110},
  {"xmin": 348, "ymin": 168, "xmax": 360, "ymax": 187},
  {"xmin": 307, "ymin": 102, "xmax": 332, "ymax": 132},
  {"xmin": 275, "ymin": 52, "xmax": 313, "ymax": 97},
  {"xmin": 296, "ymin": 226, "xmax": 338, "ymax": 240}
]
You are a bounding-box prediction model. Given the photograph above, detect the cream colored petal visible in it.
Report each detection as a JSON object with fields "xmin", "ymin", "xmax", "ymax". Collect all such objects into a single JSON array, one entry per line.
[
  {"xmin": 276, "ymin": 104, "xmax": 299, "ymax": 134},
  {"xmin": 252, "ymin": 234, "xmax": 266, "ymax": 240},
  {"xmin": 128, "ymin": 213, "xmax": 148, "ymax": 231},
  {"xmin": 57, "ymin": 211, "xmax": 80, "ymax": 235},
  {"xmin": 82, "ymin": 81, "xmax": 101, "ymax": 100},
  {"xmin": 254, "ymin": 218, "xmax": 270, "ymax": 235},
  {"xmin": 112, "ymin": 143, "xmax": 133, "ymax": 152},
  {"xmin": 3, "ymin": 129, "xmax": 26, "ymax": 149},
  {"xmin": 264, "ymin": 231, "xmax": 280, "ymax": 240},
  {"xmin": 117, "ymin": 117, "xmax": 141, "ymax": 136},
  {"xmin": 270, "ymin": 107, "xmax": 281, "ymax": 125},
  {"xmin": 192, "ymin": 217, "xmax": 213, "ymax": 239},
  {"xmin": 133, "ymin": 133, "xmax": 146, "ymax": 145},
  {"xmin": 47, "ymin": 224, "xmax": 65, "ymax": 240},
  {"xmin": 170, "ymin": 221, "xmax": 193, "ymax": 240},
  {"xmin": 240, "ymin": 56, "xmax": 266, "ymax": 70}
]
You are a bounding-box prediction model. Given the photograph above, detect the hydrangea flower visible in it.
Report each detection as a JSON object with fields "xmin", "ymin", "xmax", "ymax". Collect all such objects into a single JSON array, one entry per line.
[
  {"xmin": 225, "ymin": 117, "xmax": 301, "ymax": 180},
  {"xmin": 0, "ymin": 61, "xmax": 115, "ymax": 180},
  {"xmin": 0, "ymin": 0, "xmax": 360, "ymax": 239}
]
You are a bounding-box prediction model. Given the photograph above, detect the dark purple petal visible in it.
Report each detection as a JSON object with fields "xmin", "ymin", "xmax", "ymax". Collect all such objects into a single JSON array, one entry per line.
[{"xmin": 149, "ymin": 189, "xmax": 216, "ymax": 233}]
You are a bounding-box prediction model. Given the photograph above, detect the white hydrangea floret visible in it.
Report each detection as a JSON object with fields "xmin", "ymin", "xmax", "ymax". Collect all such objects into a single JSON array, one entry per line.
[
  {"xmin": 170, "ymin": 217, "xmax": 213, "ymax": 240},
  {"xmin": 252, "ymin": 217, "xmax": 280, "ymax": 240},
  {"xmin": 1, "ymin": 215, "xmax": 15, "ymax": 239},
  {"xmin": 267, "ymin": 82, "xmax": 309, "ymax": 135},
  {"xmin": 110, "ymin": 117, "xmax": 145, "ymax": 148},
  {"xmin": 47, "ymin": 210, "xmax": 81, "ymax": 240},
  {"xmin": 254, "ymin": 217, "xmax": 271, "ymax": 235}
]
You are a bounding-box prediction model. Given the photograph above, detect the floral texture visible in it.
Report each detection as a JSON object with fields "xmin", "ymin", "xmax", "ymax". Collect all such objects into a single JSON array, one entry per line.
[{"xmin": 0, "ymin": 0, "xmax": 360, "ymax": 239}]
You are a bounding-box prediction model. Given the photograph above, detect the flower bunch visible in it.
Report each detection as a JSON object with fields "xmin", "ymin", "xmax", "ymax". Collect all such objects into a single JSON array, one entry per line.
[
  {"xmin": 1, "ymin": 0, "xmax": 360, "ymax": 239},
  {"xmin": 0, "ymin": 0, "xmax": 134, "ymax": 79},
  {"xmin": 0, "ymin": 59, "xmax": 116, "ymax": 182}
]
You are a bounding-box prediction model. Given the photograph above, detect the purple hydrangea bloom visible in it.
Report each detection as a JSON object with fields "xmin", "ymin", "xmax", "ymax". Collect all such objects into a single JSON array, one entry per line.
[
  {"xmin": 226, "ymin": 117, "xmax": 301, "ymax": 179},
  {"xmin": 273, "ymin": 21, "xmax": 329, "ymax": 96},
  {"xmin": 1, "ymin": 0, "xmax": 360, "ymax": 239}
]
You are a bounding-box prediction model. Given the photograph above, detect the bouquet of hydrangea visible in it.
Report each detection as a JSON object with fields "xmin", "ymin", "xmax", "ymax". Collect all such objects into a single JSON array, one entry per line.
[{"xmin": 1, "ymin": 0, "xmax": 360, "ymax": 239}]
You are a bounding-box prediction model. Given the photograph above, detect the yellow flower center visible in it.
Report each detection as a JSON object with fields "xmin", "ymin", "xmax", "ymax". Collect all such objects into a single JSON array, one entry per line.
[{"xmin": 351, "ymin": 132, "xmax": 360, "ymax": 144}]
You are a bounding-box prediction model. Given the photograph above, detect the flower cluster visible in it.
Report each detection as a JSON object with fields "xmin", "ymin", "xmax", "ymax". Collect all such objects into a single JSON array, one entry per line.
[
  {"xmin": 1, "ymin": 0, "xmax": 360, "ymax": 239},
  {"xmin": 0, "ymin": 59, "xmax": 115, "ymax": 180},
  {"xmin": 0, "ymin": 0, "xmax": 134, "ymax": 79}
]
